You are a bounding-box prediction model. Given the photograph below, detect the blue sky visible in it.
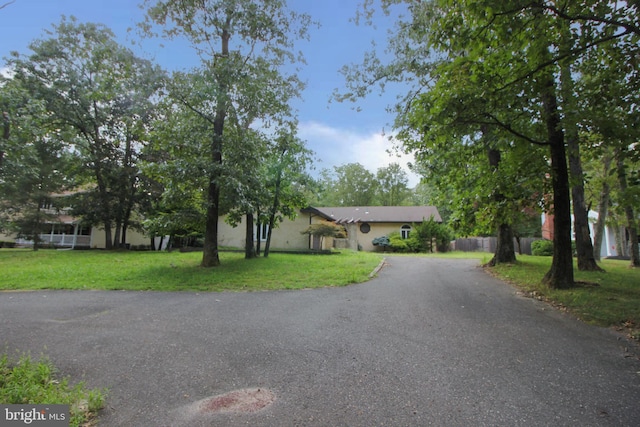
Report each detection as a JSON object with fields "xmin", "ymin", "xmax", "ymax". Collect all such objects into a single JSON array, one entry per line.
[{"xmin": 0, "ymin": 0, "xmax": 419, "ymax": 186}]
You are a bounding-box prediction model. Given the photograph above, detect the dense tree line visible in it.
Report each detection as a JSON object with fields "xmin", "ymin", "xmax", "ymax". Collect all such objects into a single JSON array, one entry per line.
[
  {"xmin": 338, "ymin": 0, "xmax": 639, "ymax": 287},
  {"xmin": 0, "ymin": 1, "xmax": 316, "ymax": 265}
]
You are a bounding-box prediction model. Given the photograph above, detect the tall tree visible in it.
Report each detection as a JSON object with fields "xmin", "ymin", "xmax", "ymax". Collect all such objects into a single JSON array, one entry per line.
[
  {"xmin": 142, "ymin": 0, "xmax": 311, "ymax": 267},
  {"xmin": 0, "ymin": 79, "xmax": 70, "ymax": 250},
  {"xmin": 262, "ymin": 126, "xmax": 313, "ymax": 257},
  {"xmin": 375, "ymin": 163, "xmax": 410, "ymax": 206},
  {"xmin": 558, "ymin": 19, "xmax": 601, "ymax": 272},
  {"xmin": 318, "ymin": 163, "xmax": 378, "ymax": 206},
  {"xmin": 7, "ymin": 17, "xmax": 163, "ymax": 249}
]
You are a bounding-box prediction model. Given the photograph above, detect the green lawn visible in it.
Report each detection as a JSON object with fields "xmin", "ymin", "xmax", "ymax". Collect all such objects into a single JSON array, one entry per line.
[
  {"xmin": 0, "ymin": 249, "xmax": 383, "ymax": 291},
  {"xmin": 488, "ymin": 255, "xmax": 640, "ymax": 339}
]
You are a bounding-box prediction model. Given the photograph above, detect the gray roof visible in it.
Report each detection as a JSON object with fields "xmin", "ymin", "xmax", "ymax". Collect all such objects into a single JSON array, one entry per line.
[{"xmin": 304, "ymin": 206, "xmax": 442, "ymax": 224}]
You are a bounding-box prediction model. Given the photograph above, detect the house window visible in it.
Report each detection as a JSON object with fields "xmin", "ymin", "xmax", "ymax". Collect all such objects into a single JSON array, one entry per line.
[
  {"xmin": 77, "ymin": 225, "xmax": 91, "ymax": 236},
  {"xmin": 257, "ymin": 223, "xmax": 269, "ymax": 241},
  {"xmin": 401, "ymin": 224, "xmax": 411, "ymax": 239},
  {"xmin": 359, "ymin": 223, "xmax": 371, "ymax": 234}
]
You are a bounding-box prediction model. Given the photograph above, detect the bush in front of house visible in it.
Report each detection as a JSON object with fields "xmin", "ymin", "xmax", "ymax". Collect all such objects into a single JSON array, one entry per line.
[
  {"xmin": 531, "ymin": 239, "xmax": 554, "ymax": 256},
  {"xmin": 374, "ymin": 218, "xmax": 453, "ymax": 254},
  {"xmin": 410, "ymin": 217, "xmax": 453, "ymax": 253},
  {"xmin": 388, "ymin": 232, "xmax": 412, "ymax": 252},
  {"xmin": 372, "ymin": 235, "xmax": 390, "ymax": 250}
]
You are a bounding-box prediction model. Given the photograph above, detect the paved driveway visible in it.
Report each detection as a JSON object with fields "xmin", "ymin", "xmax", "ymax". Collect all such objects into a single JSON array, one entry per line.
[{"xmin": 1, "ymin": 257, "xmax": 639, "ymax": 426}]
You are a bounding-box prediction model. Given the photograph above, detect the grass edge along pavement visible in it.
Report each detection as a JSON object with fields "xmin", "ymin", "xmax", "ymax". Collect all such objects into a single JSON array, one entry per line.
[
  {"xmin": 0, "ymin": 352, "xmax": 106, "ymax": 427},
  {"xmin": 486, "ymin": 255, "xmax": 640, "ymax": 342},
  {"xmin": 0, "ymin": 249, "xmax": 384, "ymax": 291},
  {"xmin": 1, "ymin": 249, "xmax": 638, "ymax": 338}
]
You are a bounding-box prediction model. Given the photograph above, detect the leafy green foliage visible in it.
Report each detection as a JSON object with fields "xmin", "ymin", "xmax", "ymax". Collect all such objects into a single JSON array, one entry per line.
[
  {"xmin": 372, "ymin": 235, "xmax": 390, "ymax": 247},
  {"xmin": 6, "ymin": 16, "xmax": 164, "ymax": 249},
  {"xmin": 378, "ymin": 217, "xmax": 452, "ymax": 253},
  {"xmin": 0, "ymin": 72, "xmax": 72, "ymax": 249},
  {"xmin": 300, "ymin": 222, "xmax": 345, "ymax": 238},
  {"xmin": 375, "ymin": 163, "xmax": 411, "ymax": 206},
  {"xmin": 531, "ymin": 239, "xmax": 554, "ymax": 257},
  {"xmin": 0, "ymin": 353, "xmax": 106, "ymax": 427},
  {"xmin": 317, "ymin": 163, "xmax": 378, "ymax": 206},
  {"xmin": 316, "ymin": 162, "xmax": 413, "ymax": 207}
]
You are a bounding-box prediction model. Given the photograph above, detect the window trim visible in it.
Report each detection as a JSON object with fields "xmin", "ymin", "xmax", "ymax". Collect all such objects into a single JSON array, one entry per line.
[{"xmin": 401, "ymin": 224, "xmax": 412, "ymax": 239}]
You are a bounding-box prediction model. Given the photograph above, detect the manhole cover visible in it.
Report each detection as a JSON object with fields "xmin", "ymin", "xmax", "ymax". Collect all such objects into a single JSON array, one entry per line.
[{"xmin": 198, "ymin": 388, "xmax": 275, "ymax": 414}]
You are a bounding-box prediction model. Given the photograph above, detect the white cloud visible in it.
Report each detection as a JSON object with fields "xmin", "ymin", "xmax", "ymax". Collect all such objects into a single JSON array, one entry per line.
[
  {"xmin": 299, "ymin": 121, "xmax": 420, "ymax": 187},
  {"xmin": 0, "ymin": 67, "xmax": 14, "ymax": 78}
]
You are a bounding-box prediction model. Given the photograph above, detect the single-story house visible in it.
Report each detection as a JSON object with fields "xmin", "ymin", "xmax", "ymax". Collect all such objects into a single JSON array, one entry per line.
[
  {"xmin": 218, "ymin": 206, "xmax": 442, "ymax": 252},
  {"xmin": 303, "ymin": 206, "xmax": 442, "ymax": 251},
  {"xmin": 3, "ymin": 205, "xmax": 441, "ymax": 252}
]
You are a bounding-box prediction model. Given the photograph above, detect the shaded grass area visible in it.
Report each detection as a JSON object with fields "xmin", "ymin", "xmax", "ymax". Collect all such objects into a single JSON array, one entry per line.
[
  {"xmin": 488, "ymin": 255, "xmax": 640, "ymax": 339},
  {"xmin": 0, "ymin": 249, "xmax": 383, "ymax": 291},
  {"xmin": 0, "ymin": 353, "xmax": 106, "ymax": 427}
]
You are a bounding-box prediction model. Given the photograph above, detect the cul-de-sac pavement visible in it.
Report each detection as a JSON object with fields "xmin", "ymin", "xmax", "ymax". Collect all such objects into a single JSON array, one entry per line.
[{"xmin": 2, "ymin": 257, "xmax": 639, "ymax": 426}]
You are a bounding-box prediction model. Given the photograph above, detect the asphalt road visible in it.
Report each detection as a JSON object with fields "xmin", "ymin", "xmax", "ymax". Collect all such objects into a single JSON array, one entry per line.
[{"xmin": 1, "ymin": 257, "xmax": 639, "ymax": 426}]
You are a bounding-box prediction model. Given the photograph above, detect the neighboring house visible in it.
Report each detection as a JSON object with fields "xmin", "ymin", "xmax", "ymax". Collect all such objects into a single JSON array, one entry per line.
[
  {"xmin": 541, "ymin": 211, "xmax": 619, "ymax": 258},
  {"xmin": 2, "ymin": 196, "xmax": 150, "ymax": 249},
  {"xmin": 7, "ymin": 215, "xmax": 150, "ymax": 250}
]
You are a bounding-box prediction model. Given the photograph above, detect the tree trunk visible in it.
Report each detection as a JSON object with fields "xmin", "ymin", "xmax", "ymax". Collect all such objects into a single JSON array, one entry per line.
[
  {"xmin": 569, "ymin": 145, "xmax": 601, "ymax": 270},
  {"xmin": 616, "ymin": 152, "xmax": 640, "ymax": 267},
  {"xmin": 201, "ymin": 23, "xmax": 231, "ymax": 268},
  {"xmin": 263, "ymin": 165, "xmax": 284, "ymax": 259},
  {"xmin": 202, "ymin": 177, "xmax": 221, "ymax": 267},
  {"xmin": 483, "ymin": 130, "xmax": 515, "ymax": 265},
  {"xmin": 112, "ymin": 223, "xmax": 121, "ymax": 249},
  {"xmin": 487, "ymin": 223, "xmax": 516, "ymax": 266},
  {"xmin": 539, "ymin": 75, "xmax": 574, "ymax": 288},
  {"xmin": 592, "ymin": 155, "xmax": 612, "ymax": 261},
  {"xmin": 245, "ymin": 212, "xmax": 257, "ymax": 259},
  {"xmin": 103, "ymin": 221, "xmax": 113, "ymax": 250},
  {"xmin": 559, "ymin": 49, "xmax": 601, "ymax": 272},
  {"xmin": 614, "ymin": 225, "xmax": 626, "ymax": 258},
  {"xmin": 256, "ymin": 210, "xmax": 262, "ymax": 256},
  {"xmin": 1, "ymin": 111, "xmax": 8, "ymax": 167},
  {"xmin": 121, "ymin": 221, "xmax": 129, "ymax": 248}
]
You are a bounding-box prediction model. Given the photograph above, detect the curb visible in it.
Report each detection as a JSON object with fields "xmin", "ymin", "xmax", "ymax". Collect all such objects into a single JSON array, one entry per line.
[{"xmin": 369, "ymin": 257, "xmax": 387, "ymax": 279}]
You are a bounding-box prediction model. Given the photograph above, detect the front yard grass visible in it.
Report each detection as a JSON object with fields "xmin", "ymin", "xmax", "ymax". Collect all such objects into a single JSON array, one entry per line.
[
  {"xmin": 0, "ymin": 249, "xmax": 383, "ymax": 291},
  {"xmin": 0, "ymin": 353, "xmax": 106, "ymax": 427},
  {"xmin": 488, "ymin": 255, "xmax": 640, "ymax": 340}
]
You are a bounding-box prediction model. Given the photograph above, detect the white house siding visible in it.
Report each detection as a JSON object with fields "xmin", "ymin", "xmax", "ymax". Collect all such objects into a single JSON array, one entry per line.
[{"xmin": 588, "ymin": 211, "xmax": 618, "ymax": 258}]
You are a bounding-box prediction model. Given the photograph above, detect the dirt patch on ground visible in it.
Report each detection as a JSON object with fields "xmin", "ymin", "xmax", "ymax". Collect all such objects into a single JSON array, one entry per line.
[{"xmin": 197, "ymin": 388, "xmax": 275, "ymax": 414}]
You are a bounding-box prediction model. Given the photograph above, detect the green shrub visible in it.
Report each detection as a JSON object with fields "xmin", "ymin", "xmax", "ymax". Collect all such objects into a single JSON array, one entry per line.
[
  {"xmin": 410, "ymin": 217, "xmax": 454, "ymax": 253},
  {"xmin": 0, "ymin": 353, "xmax": 106, "ymax": 427},
  {"xmin": 388, "ymin": 232, "xmax": 411, "ymax": 252},
  {"xmin": 531, "ymin": 239, "xmax": 554, "ymax": 256},
  {"xmin": 372, "ymin": 236, "xmax": 390, "ymax": 248}
]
